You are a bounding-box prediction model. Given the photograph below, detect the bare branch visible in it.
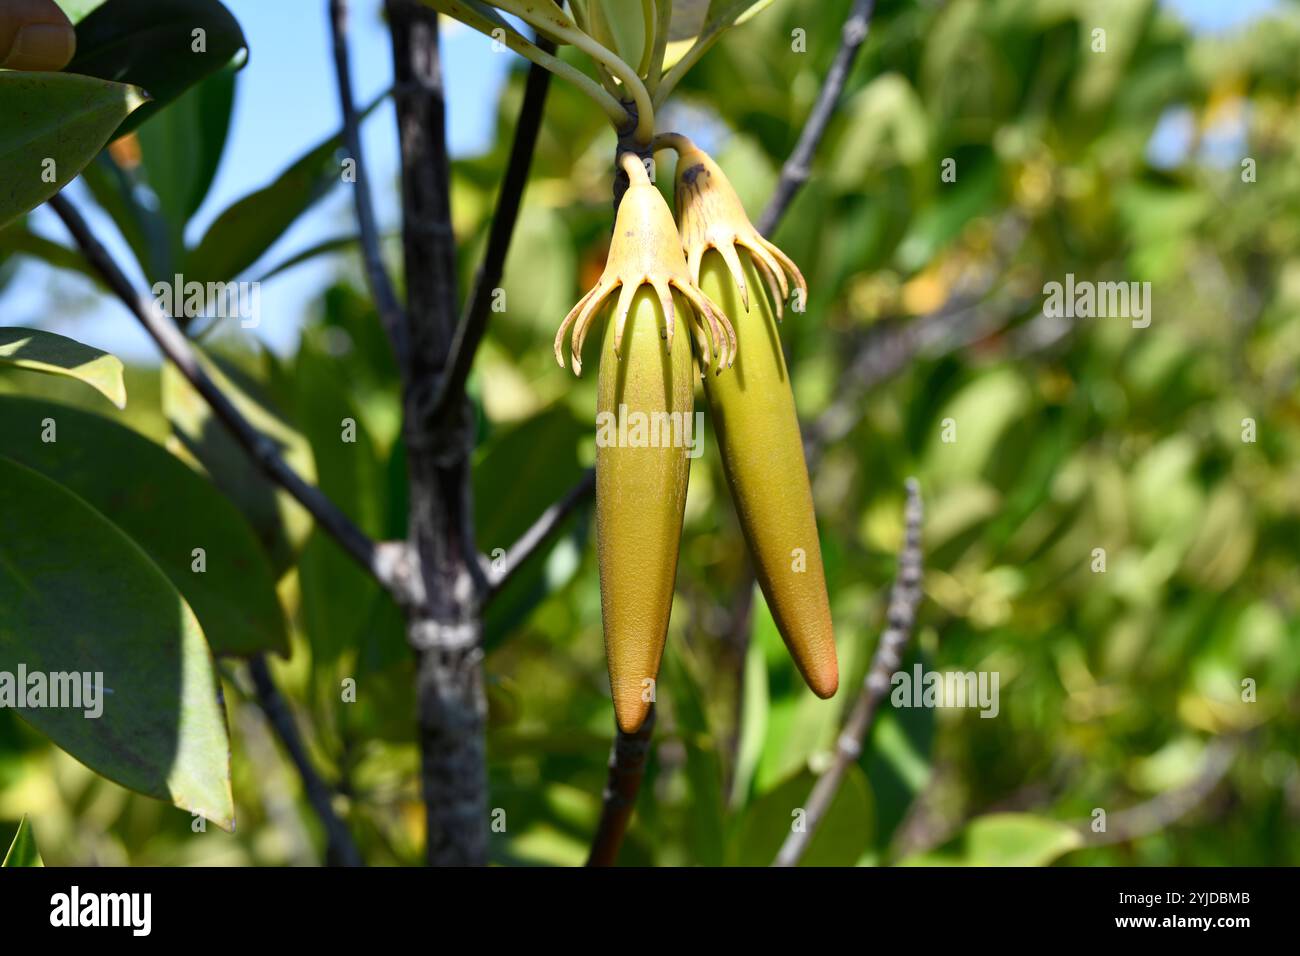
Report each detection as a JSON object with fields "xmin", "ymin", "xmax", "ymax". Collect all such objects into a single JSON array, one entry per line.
[
  {"xmin": 48, "ymin": 193, "xmax": 396, "ymax": 592},
  {"xmin": 587, "ymin": 706, "xmax": 656, "ymax": 867},
  {"xmin": 329, "ymin": 0, "xmax": 409, "ymax": 367},
  {"xmin": 758, "ymin": 0, "xmax": 878, "ymax": 237},
  {"xmin": 247, "ymin": 657, "xmax": 363, "ymax": 866},
  {"xmin": 434, "ymin": 33, "xmax": 557, "ymax": 415},
  {"xmin": 774, "ymin": 477, "xmax": 923, "ymax": 867},
  {"xmin": 1082, "ymin": 738, "xmax": 1238, "ymax": 847}
]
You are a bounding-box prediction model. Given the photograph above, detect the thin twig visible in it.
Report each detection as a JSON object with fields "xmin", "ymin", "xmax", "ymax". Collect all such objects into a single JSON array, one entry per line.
[
  {"xmin": 1081, "ymin": 738, "xmax": 1238, "ymax": 847},
  {"xmin": 434, "ymin": 34, "xmax": 557, "ymax": 416},
  {"xmin": 757, "ymin": 0, "xmax": 877, "ymax": 237},
  {"xmin": 247, "ymin": 657, "xmax": 363, "ymax": 867},
  {"xmin": 774, "ymin": 477, "xmax": 923, "ymax": 867},
  {"xmin": 329, "ymin": 0, "xmax": 409, "ymax": 367},
  {"xmin": 486, "ymin": 468, "xmax": 594, "ymax": 600},
  {"xmin": 47, "ymin": 193, "xmax": 396, "ymax": 592},
  {"xmin": 586, "ymin": 706, "xmax": 656, "ymax": 867}
]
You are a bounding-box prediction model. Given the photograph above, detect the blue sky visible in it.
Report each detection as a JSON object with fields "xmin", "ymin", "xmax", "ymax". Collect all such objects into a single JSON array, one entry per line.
[
  {"xmin": 0, "ymin": 0, "xmax": 1283, "ymax": 361},
  {"xmin": 6, "ymin": 1, "xmax": 512, "ymax": 360}
]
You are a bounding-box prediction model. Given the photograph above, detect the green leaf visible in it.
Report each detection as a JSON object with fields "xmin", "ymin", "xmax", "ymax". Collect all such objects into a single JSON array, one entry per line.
[
  {"xmin": 475, "ymin": 403, "xmax": 589, "ymax": 649},
  {"xmin": 662, "ymin": 642, "xmax": 727, "ymax": 866},
  {"xmin": 254, "ymin": 234, "xmax": 363, "ymax": 284},
  {"xmin": 898, "ymin": 813, "xmax": 1083, "ymax": 867},
  {"xmin": 729, "ymin": 624, "xmax": 769, "ymax": 808},
  {"xmin": 80, "ymin": 152, "xmax": 172, "ymax": 281},
  {"xmin": 0, "ymin": 396, "xmax": 289, "ymax": 657},
  {"xmin": 294, "ymin": 341, "xmax": 387, "ymax": 664},
  {"xmin": 185, "ymin": 93, "xmax": 385, "ymax": 284},
  {"xmin": 727, "ymin": 766, "xmax": 873, "ymax": 866},
  {"xmin": 0, "ymin": 222, "xmax": 102, "ymax": 284},
  {"xmin": 0, "ymin": 327, "xmax": 126, "ymax": 408},
  {"xmin": 53, "ymin": 0, "xmax": 110, "ymax": 22},
  {"xmin": 862, "ymin": 700, "xmax": 935, "ymax": 853},
  {"xmin": 0, "ymin": 456, "xmax": 234, "ymax": 829},
  {"xmin": 162, "ymin": 352, "xmax": 316, "ymax": 575},
  {"xmin": 2, "ymin": 815, "xmax": 43, "ymax": 867},
  {"xmin": 65, "ymin": 0, "xmax": 248, "ymax": 137},
  {"xmin": 0, "ymin": 71, "xmax": 147, "ymax": 229},
  {"xmin": 662, "ymin": 0, "xmax": 774, "ymax": 71},
  {"xmin": 136, "ymin": 63, "xmax": 238, "ymax": 236}
]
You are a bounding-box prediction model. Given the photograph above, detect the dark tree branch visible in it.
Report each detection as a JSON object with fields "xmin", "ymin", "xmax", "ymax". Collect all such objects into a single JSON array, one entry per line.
[
  {"xmin": 329, "ymin": 0, "xmax": 409, "ymax": 367},
  {"xmin": 586, "ymin": 706, "xmax": 656, "ymax": 867},
  {"xmin": 248, "ymin": 657, "xmax": 362, "ymax": 867},
  {"xmin": 48, "ymin": 193, "xmax": 397, "ymax": 592},
  {"xmin": 484, "ymin": 467, "xmax": 594, "ymax": 600},
  {"xmin": 434, "ymin": 37, "xmax": 557, "ymax": 416},
  {"xmin": 757, "ymin": 0, "xmax": 878, "ymax": 237},
  {"xmin": 774, "ymin": 478, "xmax": 923, "ymax": 867},
  {"xmin": 385, "ymin": 0, "xmax": 487, "ymax": 867}
]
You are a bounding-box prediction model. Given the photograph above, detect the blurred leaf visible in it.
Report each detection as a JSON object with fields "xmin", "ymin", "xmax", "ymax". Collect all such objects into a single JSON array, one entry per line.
[
  {"xmin": 0, "ymin": 396, "xmax": 289, "ymax": 657},
  {"xmin": 728, "ymin": 765, "xmax": 873, "ymax": 866},
  {"xmin": 923, "ymin": 368, "xmax": 1033, "ymax": 484},
  {"xmin": 476, "ymin": 403, "xmax": 589, "ymax": 649},
  {"xmin": 0, "ymin": 327, "xmax": 125, "ymax": 409},
  {"xmin": 2, "ymin": 815, "xmax": 43, "ymax": 867},
  {"xmin": 254, "ymin": 234, "xmax": 363, "ymax": 284},
  {"xmin": 294, "ymin": 341, "xmax": 387, "ymax": 664},
  {"xmin": 663, "ymin": 641, "xmax": 726, "ymax": 865},
  {"xmin": 185, "ymin": 93, "xmax": 384, "ymax": 284},
  {"xmin": 863, "ymin": 691, "xmax": 935, "ymax": 853},
  {"xmin": 80, "ymin": 151, "xmax": 172, "ymax": 281},
  {"xmin": 662, "ymin": 0, "xmax": 774, "ymax": 71},
  {"xmin": 0, "ymin": 71, "xmax": 147, "ymax": 229},
  {"xmin": 162, "ymin": 351, "xmax": 315, "ymax": 574},
  {"xmin": 0, "ymin": 222, "xmax": 102, "ymax": 284},
  {"xmin": 136, "ymin": 63, "xmax": 238, "ymax": 232},
  {"xmin": 728, "ymin": 626, "xmax": 769, "ymax": 808},
  {"xmin": 899, "ymin": 813, "xmax": 1082, "ymax": 866},
  {"xmin": 65, "ymin": 0, "xmax": 247, "ymax": 137},
  {"xmin": 0, "ymin": 456, "xmax": 234, "ymax": 829}
]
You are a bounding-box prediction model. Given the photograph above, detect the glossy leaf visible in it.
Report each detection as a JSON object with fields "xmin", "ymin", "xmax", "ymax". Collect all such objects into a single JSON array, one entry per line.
[
  {"xmin": 0, "ymin": 71, "xmax": 147, "ymax": 229},
  {"xmin": 0, "ymin": 396, "xmax": 289, "ymax": 657},
  {"xmin": 64, "ymin": 0, "xmax": 247, "ymax": 137},
  {"xmin": 898, "ymin": 814, "xmax": 1083, "ymax": 867},
  {"xmin": 0, "ymin": 456, "xmax": 234, "ymax": 829},
  {"xmin": 0, "ymin": 327, "xmax": 126, "ymax": 408}
]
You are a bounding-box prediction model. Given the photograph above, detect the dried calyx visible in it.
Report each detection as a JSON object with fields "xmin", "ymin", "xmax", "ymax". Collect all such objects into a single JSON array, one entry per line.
[
  {"xmin": 660, "ymin": 134, "xmax": 808, "ymax": 320},
  {"xmin": 554, "ymin": 152, "xmax": 736, "ymax": 376}
]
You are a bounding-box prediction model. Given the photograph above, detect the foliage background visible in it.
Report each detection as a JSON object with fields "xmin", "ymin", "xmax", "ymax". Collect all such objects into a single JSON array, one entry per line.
[{"xmin": 2, "ymin": 0, "xmax": 1299, "ymax": 866}]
